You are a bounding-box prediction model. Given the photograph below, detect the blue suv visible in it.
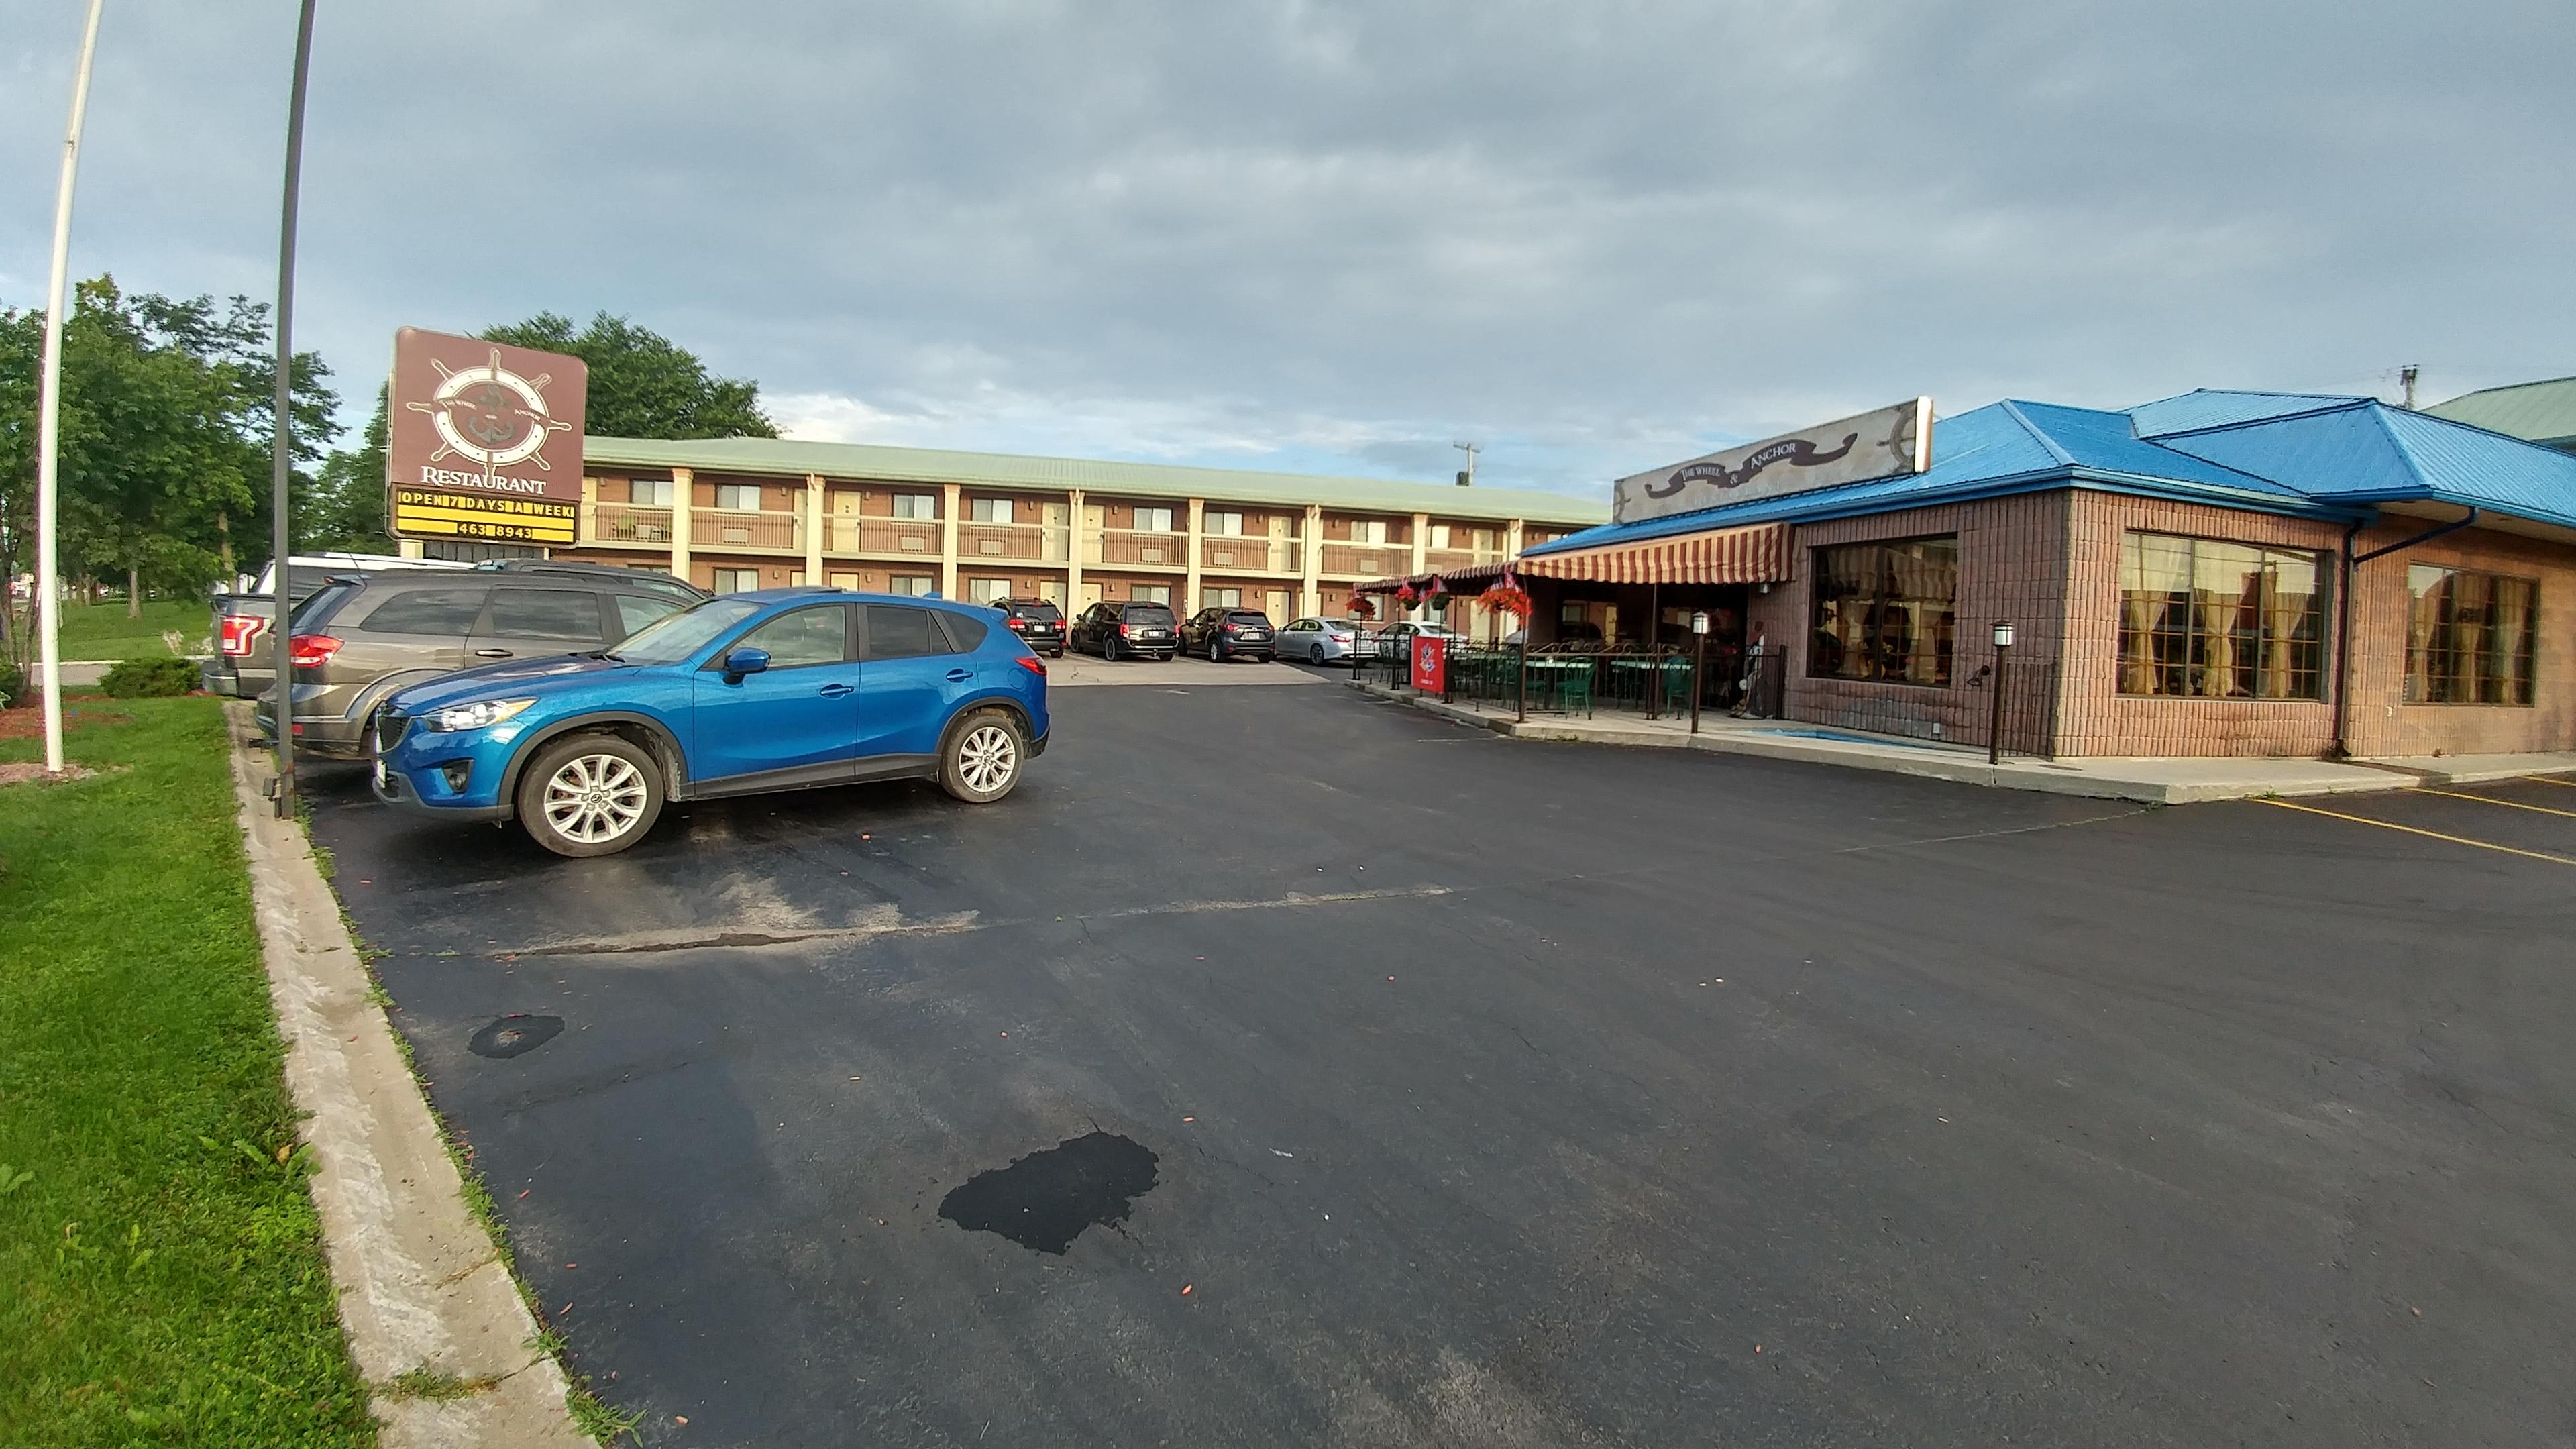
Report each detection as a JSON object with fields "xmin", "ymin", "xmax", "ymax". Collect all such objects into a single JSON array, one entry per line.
[{"xmin": 369, "ymin": 588, "xmax": 1049, "ymax": 857}]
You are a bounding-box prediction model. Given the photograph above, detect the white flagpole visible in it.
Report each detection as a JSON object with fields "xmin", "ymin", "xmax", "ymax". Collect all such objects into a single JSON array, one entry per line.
[{"xmin": 35, "ymin": 0, "xmax": 107, "ymax": 775}]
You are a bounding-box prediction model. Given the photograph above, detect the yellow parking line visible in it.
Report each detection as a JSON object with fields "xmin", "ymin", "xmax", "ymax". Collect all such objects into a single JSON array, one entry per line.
[
  {"xmin": 2524, "ymin": 775, "xmax": 2576, "ymax": 788},
  {"xmin": 2255, "ymin": 797, "xmax": 2576, "ymax": 867},
  {"xmin": 2416, "ymin": 786, "xmax": 2576, "ymax": 820}
]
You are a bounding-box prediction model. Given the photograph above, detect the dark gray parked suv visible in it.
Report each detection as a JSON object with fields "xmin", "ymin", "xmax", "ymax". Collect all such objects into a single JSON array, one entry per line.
[{"xmin": 254, "ymin": 561, "xmax": 707, "ymax": 759}]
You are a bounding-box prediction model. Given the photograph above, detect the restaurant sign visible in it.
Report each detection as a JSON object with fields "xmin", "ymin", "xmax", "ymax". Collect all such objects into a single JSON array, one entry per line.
[
  {"xmin": 1611, "ymin": 396, "xmax": 1933, "ymax": 526},
  {"xmin": 386, "ymin": 327, "xmax": 586, "ymax": 546}
]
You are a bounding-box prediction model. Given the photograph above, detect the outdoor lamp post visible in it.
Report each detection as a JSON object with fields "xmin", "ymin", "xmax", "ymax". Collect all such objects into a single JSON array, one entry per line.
[
  {"xmin": 1689, "ymin": 610, "xmax": 1710, "ymax": 735},
  {"xmin": 1988, "ymin": 621, "xmax": 2014, "ymax": 765}
]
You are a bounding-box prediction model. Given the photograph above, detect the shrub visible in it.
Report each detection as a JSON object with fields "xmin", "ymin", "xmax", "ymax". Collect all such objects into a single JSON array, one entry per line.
[
  {"xmin": 0, "ymin": 659, "xmax": 22, "ymax": 708},
  {"xmin": 101, "ymin": 656, "xmax": 202, "ymax": 698}
]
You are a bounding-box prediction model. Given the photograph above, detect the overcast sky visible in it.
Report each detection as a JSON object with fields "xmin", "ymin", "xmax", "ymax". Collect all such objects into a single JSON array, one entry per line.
[{"xmin": 5, "ymin": 1, "xmax": 2571, "ymax": 499}]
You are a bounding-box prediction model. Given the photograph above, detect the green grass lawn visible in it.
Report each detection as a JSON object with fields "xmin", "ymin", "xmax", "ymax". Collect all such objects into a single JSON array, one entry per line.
[
  {"xmin": 47, "ymin": 599, "xmax": 212, "ymax": 662},
  {"xmin": 0, "ymin": 699, "xmax": 374, "ymax": 1446}
]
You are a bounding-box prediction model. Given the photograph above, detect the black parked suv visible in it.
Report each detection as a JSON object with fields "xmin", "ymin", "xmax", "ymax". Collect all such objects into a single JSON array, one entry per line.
[
  {"xmin": 254, "ymin": 560, "xmax": 707, "ymax": 759},
  {"xmin": 991, "ymin": 598, "xmax": 1067, "ymax": 657},
  {"xmin": 1070, "ymin": 600, "xmax": 1179, "ymax": 661},
  {"xmin": 1180, "ymin": 607, "xmax": 1277, "ymax": 663}
]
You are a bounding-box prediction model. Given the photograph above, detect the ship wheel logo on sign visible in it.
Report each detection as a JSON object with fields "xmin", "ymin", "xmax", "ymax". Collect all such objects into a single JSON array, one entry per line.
[{"xmin": 403, "ymin": 347, "xmax": 576, "ymax": 484}]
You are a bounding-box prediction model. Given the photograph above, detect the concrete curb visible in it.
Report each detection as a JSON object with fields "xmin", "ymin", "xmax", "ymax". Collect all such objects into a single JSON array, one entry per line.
[
  {"xmin": 1347, "ymin": 680, "xmax": 2422, "ymax": 805},
  {"xmin": 225, "ymin": 705, "xmax": 592, "ymax": 1448}
]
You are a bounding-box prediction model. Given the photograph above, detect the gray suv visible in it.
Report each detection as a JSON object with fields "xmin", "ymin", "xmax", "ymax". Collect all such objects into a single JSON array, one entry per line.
[{"xmin": 255, "ymin": 561, "xmax": 707, "ymax": 759}]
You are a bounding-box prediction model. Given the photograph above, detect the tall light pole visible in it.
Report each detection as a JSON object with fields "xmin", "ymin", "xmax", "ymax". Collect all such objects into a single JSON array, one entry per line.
[
  {"xmin": 1452, "ymin": 440, "xmax": 1479, "ymax": 488},
  {"xmin": 270, "ymin": 0, "xmax": 317, "ymax": 816},
  {"xmin": 34, "ymin": 0, "xmax": 107, "ymax": 776}
]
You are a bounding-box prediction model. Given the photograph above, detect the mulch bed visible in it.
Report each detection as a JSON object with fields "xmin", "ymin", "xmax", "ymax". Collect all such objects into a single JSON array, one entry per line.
[
  {"xmin": 0, "ymin": 698, "xmax": 127, "ymax": 742},
  {"xmin": 0, "ymin": 761, "xmax": 99, "ymax": 787}
]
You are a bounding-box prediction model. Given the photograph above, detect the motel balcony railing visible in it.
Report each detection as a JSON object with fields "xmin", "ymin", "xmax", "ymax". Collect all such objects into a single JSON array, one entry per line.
[
  {"xmin": 1085, "ymin": 528, "xmax": 1191, "ymax": 568},
  {"xmin": 692, "ymin": 507, "xmax": 802, "ymax": 552},
  {"xmin": 586, "ymin": 502, "xmax": 673, "ymax": 545},
  {"xmin": 958, "ymin": 521, "xmax": 1070, "ymax": 564},
  {"xmin": 825, "ymin": 517, "xmax": 943, "ymax": 556},
  {"xmin": 1196, "ymin": 535, "xmax": 1301, "ymax": 574},
  {"xmin": 1421, "ymin": 546, "xmax": 1505, "ymax": 574},
  {"xmin": 1318, "ymin": 543, "xmax": 1408, "ymax": 578}
]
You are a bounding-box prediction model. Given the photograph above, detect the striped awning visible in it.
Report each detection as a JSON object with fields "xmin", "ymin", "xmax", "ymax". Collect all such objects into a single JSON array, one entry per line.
[{"xmin": 1516, "ymin": 521, "xmax": 1792, "ymax": 585}]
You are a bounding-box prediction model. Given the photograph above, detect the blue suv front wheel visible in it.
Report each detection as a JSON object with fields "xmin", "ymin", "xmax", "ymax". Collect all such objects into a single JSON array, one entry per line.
[{"xmin": 515, "ymin": 733, "xmax": 667, "ymax": 857}]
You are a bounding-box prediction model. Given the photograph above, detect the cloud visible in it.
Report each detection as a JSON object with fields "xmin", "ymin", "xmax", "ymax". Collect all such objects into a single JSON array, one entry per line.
[{"xmin": 3, "ymin": 0, "xmax": 2570, "ymax": 497}]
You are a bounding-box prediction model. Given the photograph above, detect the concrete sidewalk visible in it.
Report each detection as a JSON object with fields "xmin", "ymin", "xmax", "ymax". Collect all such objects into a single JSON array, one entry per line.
[{"xmin": 1348, "ymin": 681, "xmax": 2576, "ymax": 804}]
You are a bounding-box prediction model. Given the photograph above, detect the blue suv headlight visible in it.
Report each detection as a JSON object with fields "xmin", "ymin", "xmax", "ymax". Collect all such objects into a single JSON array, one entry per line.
[{"xmin": 421, "ymin": 697, "xmax": 537, "ymax": 733}]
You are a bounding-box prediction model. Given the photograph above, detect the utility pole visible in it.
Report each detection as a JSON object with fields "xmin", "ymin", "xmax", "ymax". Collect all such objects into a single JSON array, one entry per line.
[
  {"xmin": 2399, "ymin": 365, "xmax": 2420, "ymax": 410},
  {"xmin": 269, "ymin": 0, "xmax": 317, "ymax": 816},
  {"xmin": 1453, "ymin": 441, "xmax": 1479, "ymax": 488},
  {"xmin": 36, "ymin": 0, "xmax": 107, "ymax": 777}
]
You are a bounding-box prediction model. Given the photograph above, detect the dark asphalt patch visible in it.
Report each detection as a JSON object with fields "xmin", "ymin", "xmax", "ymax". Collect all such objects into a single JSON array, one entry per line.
[
  {"xmin": 937, "ymin": 1130, "xmax": 1159, "ymax": 1254},
  {"xmin": 468, "ymin": 1014, "xmax": 564, "ymax": 1059}
]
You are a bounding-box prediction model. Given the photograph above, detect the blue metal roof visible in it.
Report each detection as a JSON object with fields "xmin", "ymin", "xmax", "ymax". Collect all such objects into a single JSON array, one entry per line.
[
  {"xmin": 2125, "ymin": 389, "xmax": 2365, "ymax": 437},
  {"xmin": 1527, "ymin": 391, "xmax": 2576, "ymax": 560}
]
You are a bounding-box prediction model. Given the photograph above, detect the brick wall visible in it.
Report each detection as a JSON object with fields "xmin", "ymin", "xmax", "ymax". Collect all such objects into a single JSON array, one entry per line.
[
  {"xmin": 2055, "ymin": 494, "xmax": 2343, "ymax": 757},
  {"xmin": 1747, "ymin": 492, "xmax": 2070, "ymax": 751},
  {"xmin": 1748, "ymin": 488, "xmax": 2576, "ymax": 760}
]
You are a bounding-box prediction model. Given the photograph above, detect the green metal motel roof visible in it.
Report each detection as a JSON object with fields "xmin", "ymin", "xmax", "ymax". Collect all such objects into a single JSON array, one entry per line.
[
  {"xmin": 581, "ymin": 435, "xmax": 1609, "ymax": 525},
  {"xmin": 2424, "ymin": 376, "xmax": 2576, "ymax": 452}
]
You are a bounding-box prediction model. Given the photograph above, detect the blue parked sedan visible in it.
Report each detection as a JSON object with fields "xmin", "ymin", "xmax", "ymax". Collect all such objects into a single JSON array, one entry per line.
[{"xmin": 369, "ymin": 588, "xmax": 1049, "ymax": 857}]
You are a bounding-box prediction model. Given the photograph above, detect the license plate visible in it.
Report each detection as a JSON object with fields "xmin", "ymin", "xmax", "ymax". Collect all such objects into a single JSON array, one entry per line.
[{"xmin": 1239, "ymin": 632, "xmax": 1269, "ymax": 641}]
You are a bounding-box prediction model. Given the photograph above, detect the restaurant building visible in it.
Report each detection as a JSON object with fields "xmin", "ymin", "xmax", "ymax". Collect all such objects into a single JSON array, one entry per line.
[
  {"xmin": 1416, "ymin": 392, "xmax": 2576, "ymax": 760},
  {"xmin": 525, "ymin": 435, "xmax": 1602, "ymax": 623}
]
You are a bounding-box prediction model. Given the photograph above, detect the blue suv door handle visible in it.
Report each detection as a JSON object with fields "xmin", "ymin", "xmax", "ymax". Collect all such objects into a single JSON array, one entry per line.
[
  {"xmin": 945, "ymin": 668, "xmax": 973, "ymax": 682},
  {"xmin": 818, "ymin": 682, "xmax": 855, "ymax": 698}
]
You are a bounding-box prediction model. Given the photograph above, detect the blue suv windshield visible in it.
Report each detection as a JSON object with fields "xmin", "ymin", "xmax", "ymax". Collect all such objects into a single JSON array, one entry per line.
[{"xmin": 611, "ymin": 596, "xmax": 763, "ymax": 664}]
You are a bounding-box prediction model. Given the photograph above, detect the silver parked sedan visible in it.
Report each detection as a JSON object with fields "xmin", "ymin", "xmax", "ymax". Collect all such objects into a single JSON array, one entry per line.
[{"xmin": 1277, "ymin": 616, "xmax": 1371, "ymax": 665}]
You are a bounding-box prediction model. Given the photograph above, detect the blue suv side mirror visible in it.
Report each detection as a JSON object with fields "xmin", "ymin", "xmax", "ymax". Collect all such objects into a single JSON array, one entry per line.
[{"xmin": 721, "ymin": 647, "xmax": 771, "ymax": 681}]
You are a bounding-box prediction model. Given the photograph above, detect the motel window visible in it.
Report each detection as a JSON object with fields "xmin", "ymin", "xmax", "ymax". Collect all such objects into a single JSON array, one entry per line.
[
  {"xmin": 968, "ymin": 577, "xmax": 1012, "ymax": 604},
  {"xmin": 1350, "ymin": 519, "xmax": 1389, "ymax": 545},
  {"xmin": 629, "ymin": 478, "xmax": 675, "ymax": 507},
  {"xmin": 1809, "ymin": 537, "xmax": 1958, "ymax": 686},
  {"xmin": 1203, "ymin": 587, "xmax": 1242, "ymax": 608},
  {"xmin": 888, "ymin": 574, "xmax": 936, "ymax": 596},
  {"xmin": 712, "ymin": 483, "xmax": 761, "ymax": 512},
  {"xmin": 970, "ymin": 498, "xmax": 1013, "ymax": 524},
  {"xmin": 711, "ymin": 568, "xmax": 760, "ymax": 595},
  {"xmin": 1130, "ymin": 584, "xmax": 1172, "ymax": 604},
  {"xmin": 1204, "ymin": 511, "xmax": 1244, "ymax": 537},
  {"xmin": 1134, "ymin": 506, "xmax": 1176, "ymax": 533},
  {"xmin": 892, "ymin": 493, "xmax": 938, "ymax": 520},
  {"xmin": 2406, "ymin": 565, "xmax": 2537, "ymax": 705},
  {"xmin": 2116, "ymin": 533, "xmax": 2325, "ymax": 700}
]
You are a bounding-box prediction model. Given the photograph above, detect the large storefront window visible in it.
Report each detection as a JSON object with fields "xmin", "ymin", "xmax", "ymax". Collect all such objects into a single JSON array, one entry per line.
[
  {"xmin": 1809, "ymin": 537, "xmax": 1957, "ymax": 686},
  {"xmin": 2116, "ymin": 533, "xmax": 2326, "ymax": 700},
  {"xmin": 2406, "ymin": 566, "xmax": 2536, "ymax": 704}
]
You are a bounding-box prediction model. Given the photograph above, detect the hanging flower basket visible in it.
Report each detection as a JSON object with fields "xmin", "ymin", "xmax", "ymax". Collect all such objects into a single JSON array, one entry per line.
[
  {"xmin": 1393, "ymin": 582, "xmax": 1421, "ymax": 606},
  {"xmin": 1344, "ymin": 594, "xmax": 1375, "ymax": 621},
  {"xmin": 1478, "ymin": 580, "xmax": 1533, "ymax": 619}
]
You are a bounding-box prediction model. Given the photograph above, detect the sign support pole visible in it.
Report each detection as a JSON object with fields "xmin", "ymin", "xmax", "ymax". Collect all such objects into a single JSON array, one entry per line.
[{"xmin": 270, "ymin": 0, "xmax": 316, "ymax": 816}]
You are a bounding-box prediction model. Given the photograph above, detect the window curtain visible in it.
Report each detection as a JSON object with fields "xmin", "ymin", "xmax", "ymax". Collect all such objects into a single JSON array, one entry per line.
[
  {"xmin": 2489, "ymin": 578, "xmax": 2533, "ymax": 706},
  {"xmin": 2261, "ymin": 562, "xmax": 2300, "ymax": 699}
]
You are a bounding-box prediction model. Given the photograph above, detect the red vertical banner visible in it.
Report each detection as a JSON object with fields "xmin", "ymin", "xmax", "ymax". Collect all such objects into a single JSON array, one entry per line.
[{"xmin": 1410, "ymin": 635, "xmax": 1446, "ymax": 692}]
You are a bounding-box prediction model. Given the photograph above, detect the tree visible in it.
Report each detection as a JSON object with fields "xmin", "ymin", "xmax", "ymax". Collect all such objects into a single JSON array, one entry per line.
[
  {"xmin": 0, "ymin": 276, "xmax": 337, "ymax": 633},
  {"xmin": 478, "ymin": 312, "xmax": 777, "ymax": 439},
  {"xmin": 297, "ymin": 388, "xmax": 392, "ymax": 553}
]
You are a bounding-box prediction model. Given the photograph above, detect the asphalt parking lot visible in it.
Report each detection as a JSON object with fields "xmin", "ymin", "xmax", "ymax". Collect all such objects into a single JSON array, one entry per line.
[{"xmin": 303, "ymin": 675, "xmax": 2576, "ymax": 1447}]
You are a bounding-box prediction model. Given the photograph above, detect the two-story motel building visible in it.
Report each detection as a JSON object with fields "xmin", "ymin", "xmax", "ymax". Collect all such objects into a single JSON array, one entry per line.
[{"xmin": 520, "ymin": 435, "xmax": 1603, "ymax": 623}]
